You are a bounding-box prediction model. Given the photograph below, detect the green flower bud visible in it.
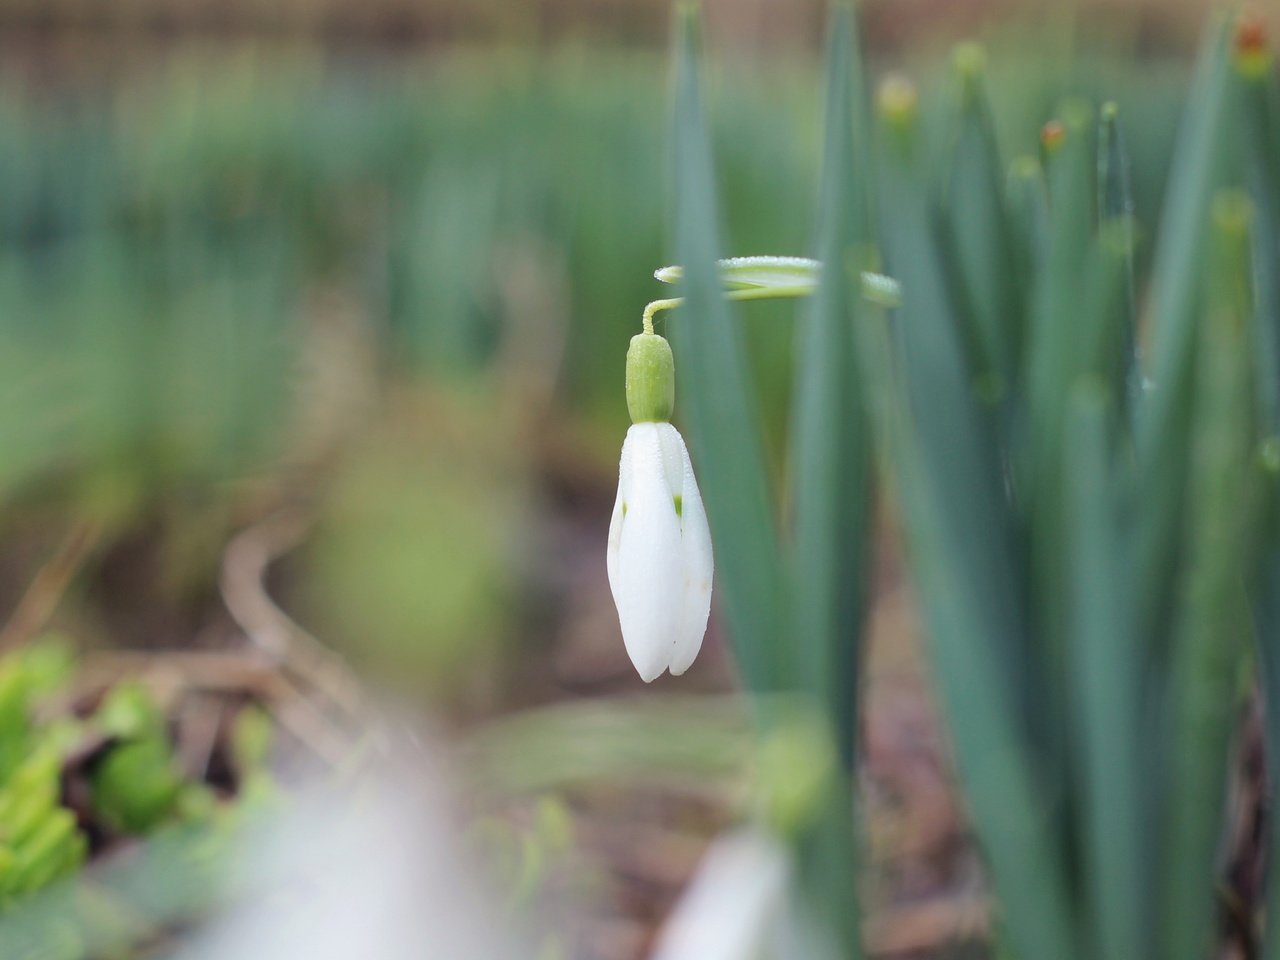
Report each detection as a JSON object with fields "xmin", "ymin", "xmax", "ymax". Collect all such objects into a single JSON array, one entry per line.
[{"xmin": 625, "ymin": 333, "xmax": 675, "ymax": 424}]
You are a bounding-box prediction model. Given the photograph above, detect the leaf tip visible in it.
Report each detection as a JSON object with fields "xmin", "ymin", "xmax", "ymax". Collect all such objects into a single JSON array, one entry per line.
[
  {"xmin": 876, "ymin": 73, "xmax": 918, "ymax": 128},
  {"xmin": 952, "ymin": 41, "xmax": 988, "ymax": 102},
  {"xmin": 1233, "ymin": 12, "xmax": 1271, "ymax": 78}
]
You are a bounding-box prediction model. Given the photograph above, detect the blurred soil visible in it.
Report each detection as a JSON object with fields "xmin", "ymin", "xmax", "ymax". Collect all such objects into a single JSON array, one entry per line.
[
  {"xmin": 2, "ymin": 428, "xmax": 985, "ymax": 958},
  {"xmin": 516, "ymin": 446, "xmax": 987, "ymax": 959}
]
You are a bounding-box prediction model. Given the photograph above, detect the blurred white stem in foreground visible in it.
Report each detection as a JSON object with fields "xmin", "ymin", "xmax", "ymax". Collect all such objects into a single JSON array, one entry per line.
[
  {"xmin": 172, "ymin": 750, "xmax": 521, "ymax": 960},
  {"xmin": 650, "ymin": 829, "xmax": 824, "ymax": 960}
]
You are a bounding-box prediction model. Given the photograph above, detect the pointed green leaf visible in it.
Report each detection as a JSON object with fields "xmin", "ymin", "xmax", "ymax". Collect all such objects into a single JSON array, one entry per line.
[
  {"xmin": 788, "ymin": 0, "xmax": 873, "ymax": 773},
  {"xmin": 940, "ymin": 42, "xmax": 1021, "ymax": 392},
  {"xmin": 1160, "ymin": 192, "xmax": 1260, "ymax": 960},
  {"xmin": 667, "ymin": 6, "xmax": 786, "ymax": 692},
  {"xmin": 1097, "ymin": 102, "xmax": 1142, "ymax": 419},
  {"xmin": 1007, "ymin": 155, "xmax": 1050, "ymax": 282},
  {"xmin": 1065, "ymin": 383, "xmax": 1145, "ymax": 960},
  {"xmin": 871, "ymin": 81, "xmax": 1077, "ymax": 960},
  {"xmin": 1132, "ymin": 18, "xmax": 1239, "ymax": 653}
]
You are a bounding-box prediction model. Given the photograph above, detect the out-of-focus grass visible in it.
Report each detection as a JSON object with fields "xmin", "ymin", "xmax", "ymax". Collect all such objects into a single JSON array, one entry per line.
[
  {"xmin": 0, "ymin": 41, "xmax": 1189, "ymax": 693},
  {"xmin": 0, "ymin": 22, "xmax": 1249, "ymax": 958},
  {"xmin": 0, "ymin": 49, "xmax": 819, "ymax": 683}
]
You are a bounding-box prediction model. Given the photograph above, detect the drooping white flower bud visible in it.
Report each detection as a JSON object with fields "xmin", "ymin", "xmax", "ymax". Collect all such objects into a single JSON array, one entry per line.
[{"xmin": 607, "ymin": 333, "xmax": 713, "ymax": 682}]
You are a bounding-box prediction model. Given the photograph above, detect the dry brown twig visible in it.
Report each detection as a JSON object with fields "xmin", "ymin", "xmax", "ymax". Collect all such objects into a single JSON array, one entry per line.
[
  {"xmin": 0, "ymin": 519, "xmax": 102, "ymax": 653},
  {"xmin": 219, "ymin": 508, "xmax": 389, "ymax": 764}
]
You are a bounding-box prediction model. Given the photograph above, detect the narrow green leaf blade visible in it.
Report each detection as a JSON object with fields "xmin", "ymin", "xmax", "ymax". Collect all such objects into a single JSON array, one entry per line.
[
  {"xmin": 941, "ymin": 43, "xmax": 1021, "ymax": 393},
  {"xmin": 1065, "ymin": 383, "xmax": 1145, "ymax": 960},
  {"xmin": 1027, "ymin": 99, "xmax": 1097, "ymax": 461},
  {"xmin": 1132, "ymin": 18, "xmax": 1238, "ymax": 652},
  {"xmin": 1238, "ymin": 40, "xmax": 1280, "ymax": 434},
  {"xmin": 1097, "ymin": 102, "xmax": 1142, "ymax": 419},
  {"xmin": 788, "ymin": 0, "xmax": 873, "ymax": 771},
  {"xmin": 786, "ymin": 10, "xmax": 874, "ymax": 953},
  {"xmin": 667, "ymin": 6, "xmax": 787, "ymax": 692},
  {"xmin": 1007, "ymin": 155, "xmax": 1050, "ymax": 282},
  {"xmin": 1234, "ymin": 27, "xmax": 1280, "ymax": 960},
  {"xmin": 1019, "ymin": 102, "xmax": 1100, "ymax": 836},
  {"xmin": 1258, "ymin": 544, "xmax": 1280, "ymax": 960},
  {"xmin": 872, "ymin": 83, "xmax": 1077, "ymax": 960},
  {"xmin": 1160, "ymin": 192, "xmax": 1260, "ymax": 960}
]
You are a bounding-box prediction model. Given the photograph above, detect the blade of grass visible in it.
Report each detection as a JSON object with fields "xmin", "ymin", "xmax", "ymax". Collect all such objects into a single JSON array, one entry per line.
[
  {"xmin": 667, "ymin": 7, "xmax": 787, "ymax": 692},
  {"xmin": 1160, "ymin": 192, "xmax": 1260, "ymax": 960},
  {"xmin": 1065, "ymin": 382, "xmax": 1144, "ymax": 960},
  {"xmin": 1260, "ymin": 542, "xmax": 1280, "ymax": 960},
  {"xmin": 1259, "ymin": 529, "xmax": 1280, "ymax": 960},
  {"xmin": 789, "ymin": 1, "xmax": 873, "ymax": 771},
  {"xmin": 877, "ymin": 86, "xmax": 1035, "ymax": 738},
  {"xmin": 1023, "ymin": 100, "xmax": 1097, "ymax": 828},
  {"xmin": 1233, "ymin": 24, "xmax": 1280, "ymax": 960},
  {"xmin": 786, "ymin": 8, "xmax": 873, "ymax": 954},
  {"xmin": 856, "ymin": 311, "xmax": 1077, "ymax": 960},
  {"xmin": 1007, "ymin": 156, "xmax": 1050, "ymax": 284},
  {"xmin": 1027, "ymin": 99, "xmax": 1096, "ymax": 461},
  {"xmin": 940, "ymin": 43, "xmax": 1021, "ymax": 397},
  {"xmin": 872, "ymin": 82, "xmax": 1076, "ymax": 960},
  {"xmin": 1236, "ymin": 28, "xmax": 1280, "ymax": 435},
  {"xmin": 1132, "ymin": 17, "xmax": 1238, "ymax": 656},
  {"xmin": 1097, "ymin": 102, "xmax": 1142, "ymax": 421}
]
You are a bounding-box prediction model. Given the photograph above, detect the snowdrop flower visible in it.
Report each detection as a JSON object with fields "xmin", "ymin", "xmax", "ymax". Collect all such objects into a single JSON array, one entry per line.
[{"xmin": 607, "ymin": 331, "xmax": 713, "ymax": 682}]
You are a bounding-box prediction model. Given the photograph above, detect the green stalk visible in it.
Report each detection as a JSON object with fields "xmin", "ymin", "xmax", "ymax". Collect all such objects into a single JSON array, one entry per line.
[
  {"xmin": 1027, "ymin": 100, "xmax": 1096, "ymax": 468},
  {"xmin": 1261, "ymin": 549, "xmax": 1280, "ymax": 960},
  {"xmin": 872, "ymin": 85, "xmax": 1076, "ymax": 960},
  {"xmin": 1022, "ymin": 101, "xmax": 1098, "ymax": 838},
  {"xmin": 667, "ymin": 4, "xmax": 788, "ymax": 693},
  {"xmin": 1159, "ymin": 192, "xmax": 1260, "ymax": 960},
  {"xmin": 788, "ymin": 1, "xmax": 874, "ymax": 773},
  {"xmin": 1065, "ymin": 383, "xmax": 1145, "ymax": 960},
  {"xmin": 1233, "ymin": 27, "xmax": 1280, "ymax": 960},
  {"xmin": 669, "ymin": 8, "xmax": 874, "ymax": 956},
  {"xmin": 785, "ymin": 7, "xmax": 874, "ymax": 955},
  {"xmin": 941, "ymin": 43, "xmax": 1021, "ymax": 396},
  {"xmin": 876, "ymin": 84, "xmax": 1036, "ymax": 751},
  {"xmin": 1007, "ymin": 156, "xmax": 1050, "ymax": 284},
  {"xmin": 1132, "ymin": 18, "xmax": 1238, "ymax": 658},
  {"xmin": 1097, "ymin": 102, "xmax": 1141, "ymax": 421},
  {"xmin": 1236, "ymin": 36, "xmax": 1280, "ymax": 434}
]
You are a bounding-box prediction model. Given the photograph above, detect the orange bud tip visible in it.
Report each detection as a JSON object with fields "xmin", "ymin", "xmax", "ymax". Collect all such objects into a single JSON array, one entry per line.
[
  {"xmin": 1235, "ymin": 14, "xmax": 1272, "ymax": 78},
  {"xmin": 1040, "ymin": 120, "xmax": 1066, "ymax": 154}
]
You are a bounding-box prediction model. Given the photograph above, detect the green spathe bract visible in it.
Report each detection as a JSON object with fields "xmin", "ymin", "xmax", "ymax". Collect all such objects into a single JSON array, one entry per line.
[{"xmin": 625, "ymin": 333, "xmax": 676, "ymax": 423}]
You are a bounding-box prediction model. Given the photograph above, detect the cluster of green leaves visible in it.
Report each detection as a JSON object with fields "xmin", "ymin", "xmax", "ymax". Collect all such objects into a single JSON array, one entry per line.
[
  {"xmin": 0, "ymin": 639, "xmax": 275, "ymax": 939},
  {"xmin": 668, "ymin": 5, "xmax": 1280, "ymax": 959},
  {"xmin": 0, "ymin": 645, "xmax": 86, "ymax": 906},
  {"xmin": 871, "ymin": 16, "xmax": 1280, "ymax": 960}
]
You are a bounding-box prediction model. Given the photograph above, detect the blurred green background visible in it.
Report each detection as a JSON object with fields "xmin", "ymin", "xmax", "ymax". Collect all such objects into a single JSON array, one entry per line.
[
  {"xmin": 0, "ymin": 2, "xmax": 1273, "ymax": 957},
  {"xmin": 0, "ymin": 0, "xmax": 1238, "ymax": 708}
]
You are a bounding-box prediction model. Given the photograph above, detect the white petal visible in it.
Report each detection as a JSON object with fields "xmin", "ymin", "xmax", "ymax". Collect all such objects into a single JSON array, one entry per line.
[
  {"xmin": 650, "ymin": 829, "xmax": 793, "ymax": 960},
  {"xmin": 606, "ymin": 443, "xmax": 628, "ymax": 604},
  {"xmin": 655, "ymin": 421, "xmax": 686, "ymax": 498},
  {"xmin": 667, "ymin": 427, "xmax": 713, "ymax": 676},
  {"xmin": 614, "ymin": 424, "xmax": 685, "ymax": 682}
]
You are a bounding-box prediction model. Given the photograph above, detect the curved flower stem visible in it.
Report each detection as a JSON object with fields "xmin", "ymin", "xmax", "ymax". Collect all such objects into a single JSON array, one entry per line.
[
  {"xmin": 642, "ymin": 285, "xmax": 819, "ymax": 333},
  {"xmin": 642, "ymin": 298, "xmax": 683, "ymax": 334}
]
